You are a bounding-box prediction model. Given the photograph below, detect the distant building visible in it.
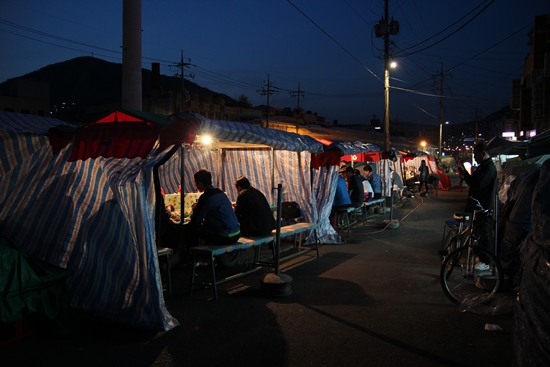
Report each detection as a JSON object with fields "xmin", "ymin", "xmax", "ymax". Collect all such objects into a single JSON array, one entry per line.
[
  {"xmin": 510, "ymin": 13, "xmax": 550, "ymax": 138},
  {"xmin": 0, "ymin": 78, "xmax": 50, "ymax": 116}
]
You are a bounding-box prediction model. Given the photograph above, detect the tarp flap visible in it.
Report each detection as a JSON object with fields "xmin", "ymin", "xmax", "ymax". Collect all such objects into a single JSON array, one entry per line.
[
  {"xmin": 68, "ymin": 123, "xmax": 162, "ymax": 161},
  {"xmin": 94, "ymin": 109, "xmax": 171, "ymax": 126},
  {"xmin": 487, "ymin": 136, "xmax": 528, "ymax": 156},
  {"xmin": 311, "ymin": 150, "xmax": 341, "ymax": 169},
  {"xmin": 190, "ymin": 115, "xmax": 324, "ymax": 154},
  {"xmin": 328, "ymin": 141, "xmax": 380, "ymax": 156},
  {"xmin": 0, "ymin": 111, "xmax": 73, "ymax": 134},
  {"xmin": 0, "ymin": 237, "xmax": 73, "ymax": 323}
]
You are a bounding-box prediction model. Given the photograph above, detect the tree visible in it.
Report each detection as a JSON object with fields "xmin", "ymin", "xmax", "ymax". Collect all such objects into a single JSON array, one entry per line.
[{"xmin": 237, "ymin": 94, "xmax": 253, "ymax": 108}]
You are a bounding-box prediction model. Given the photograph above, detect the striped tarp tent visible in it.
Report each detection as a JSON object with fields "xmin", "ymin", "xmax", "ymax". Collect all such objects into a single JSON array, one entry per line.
[
  {"xmin": 310, "ymin": 140, "xmax": 382, "ymax": 243},
  {"xmin": 401, "ymin": 151, "xmax": 450, "ymax": 190},
  {"xmin": 159, "ymin": 113, "xmax": 324, "ymax": 244},
  {"xmin": 0, "ymin": 110, "xmax": 323, "ymax": 331}
]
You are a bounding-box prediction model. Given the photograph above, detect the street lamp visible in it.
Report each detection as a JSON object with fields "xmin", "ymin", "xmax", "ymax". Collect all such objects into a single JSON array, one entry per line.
[{"xmin": 421, "ymin": 140, "xmax": 427, "ymax": 151}]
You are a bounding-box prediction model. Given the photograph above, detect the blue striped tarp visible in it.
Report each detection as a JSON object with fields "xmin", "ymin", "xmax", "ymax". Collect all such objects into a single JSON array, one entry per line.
[
  {"xmin": 0, "ymin": 111, "xmax": 325, "ymax": 331},
  {"xmin": 327, "ymin": 140, "xmax": 380, "ymax": 156},
  {"xmin": 0, "ymin": 110, "xmax": 72, "ymax": 133}
]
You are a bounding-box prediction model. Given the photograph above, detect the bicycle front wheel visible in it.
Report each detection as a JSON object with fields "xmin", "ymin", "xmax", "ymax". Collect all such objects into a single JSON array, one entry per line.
[{"xmin": 440, "ymin": 245, "xmax": 503, "ymax": 305}]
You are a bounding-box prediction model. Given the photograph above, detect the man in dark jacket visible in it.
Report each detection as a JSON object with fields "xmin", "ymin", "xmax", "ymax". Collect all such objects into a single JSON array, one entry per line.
[
  {"xmin": 344, "ymin": 166, "xmax": 365, "ymax": 208},
  {"xmin": 184, "ymin": 169, "xmax": 241, "ymax": 246},
  {"xmin": 234, "ymin": 176, "xmax": 275, "ymax": 236},
  {"xmin": 458, "ymin": 143, "xmax": 498, "ymax": 264}
]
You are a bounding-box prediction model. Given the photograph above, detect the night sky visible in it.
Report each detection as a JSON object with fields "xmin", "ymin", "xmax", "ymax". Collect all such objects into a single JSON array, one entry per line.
[{"xmin": 1, "ymin": 0, "xmax": 548, "ymax": 127}]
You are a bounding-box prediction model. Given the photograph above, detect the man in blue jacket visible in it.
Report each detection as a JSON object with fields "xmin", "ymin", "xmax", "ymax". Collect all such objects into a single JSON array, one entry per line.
[{"xmin": 363, "ymin": 165, "xmax": 382, "ymax": 199}]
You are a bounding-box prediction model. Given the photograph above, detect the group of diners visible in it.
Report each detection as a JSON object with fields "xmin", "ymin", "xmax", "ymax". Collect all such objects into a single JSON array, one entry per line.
[
  {"xmin": 159, "ymin": 169, "xmax": 275, "ymax": 265},
  {"xmin": 330, "ymin": 164, "xmax": 382, "ymax": 229}
]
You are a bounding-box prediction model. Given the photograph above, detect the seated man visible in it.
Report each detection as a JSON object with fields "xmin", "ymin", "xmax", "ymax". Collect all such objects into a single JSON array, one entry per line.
[
  {"xmin": 330, "ymin": 173, "xmax": 353, "ymax": 229},
  {"xmin": 344, "ymin": 166, "xmax": 365, "ymax": 207},
  {"xmin": 183, "ymin": 169, "xmax": 241, "ymax": 248},
  {"xmin": 233, "ymin": 176, "xmax": 275, "ymax": 236},
  {"xmin": 363, "ymin": 165, "xmax": 382, "ymax": 199},
  {"xmin": 405, "ymin": 165, "xmax": 417, "ymax": 188}
]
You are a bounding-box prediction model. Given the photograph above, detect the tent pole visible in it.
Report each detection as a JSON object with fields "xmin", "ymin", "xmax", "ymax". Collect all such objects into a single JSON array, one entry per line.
[
  {"xmin": 274, "ymin": 183, "xmax": 282, "ymax": 275},
  {"xmin": 180, "ymin": 144, "xmax": 185, "ymax": 225},
  {"xmin": 271, "ymin": 147, "xmax": 275, "ymax": 205},
  {"xmin": 217, "ymin": 148, "xmax": 222, "ymax": 189}
]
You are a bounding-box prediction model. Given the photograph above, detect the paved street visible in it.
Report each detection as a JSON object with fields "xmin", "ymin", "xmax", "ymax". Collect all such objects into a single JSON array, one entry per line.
[{"xmin": 1, "ymin": 173, "xmax": 516, "ymax": 367}]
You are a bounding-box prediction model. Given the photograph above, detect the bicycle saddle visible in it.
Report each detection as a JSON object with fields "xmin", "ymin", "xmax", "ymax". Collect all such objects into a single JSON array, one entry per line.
[{"xmin": 453, "ymin": 213, "xmax": 470, "ymax": 222}]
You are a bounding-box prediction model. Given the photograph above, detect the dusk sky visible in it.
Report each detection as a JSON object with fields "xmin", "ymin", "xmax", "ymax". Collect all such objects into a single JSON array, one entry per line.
[{"xmin": 1, "ymin": 0, "xmax": 548, "ymax": 128}]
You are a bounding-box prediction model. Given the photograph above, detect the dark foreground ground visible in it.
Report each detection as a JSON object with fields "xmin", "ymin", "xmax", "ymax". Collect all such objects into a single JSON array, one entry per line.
[{"xmin": 1, "ymin": 174, "xmax": 516, "ymax": 367}]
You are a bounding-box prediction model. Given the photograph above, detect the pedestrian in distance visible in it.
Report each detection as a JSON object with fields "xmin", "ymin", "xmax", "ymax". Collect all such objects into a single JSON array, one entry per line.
[{"xmin": 418, "ymin": 160, "xmax": 429, "ymax": 194}]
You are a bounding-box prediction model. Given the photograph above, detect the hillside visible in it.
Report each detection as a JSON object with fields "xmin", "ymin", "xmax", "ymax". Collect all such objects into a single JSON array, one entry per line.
[{"xmin": 0, "ymin": 56, "xmax": 235, "ymax": 112}]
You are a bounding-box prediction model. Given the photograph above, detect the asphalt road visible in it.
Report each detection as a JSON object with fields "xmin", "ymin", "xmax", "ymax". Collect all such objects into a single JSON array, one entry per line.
[{"xmin": 1, "ymin": 174, "xmax": 516, "ymax": 367}]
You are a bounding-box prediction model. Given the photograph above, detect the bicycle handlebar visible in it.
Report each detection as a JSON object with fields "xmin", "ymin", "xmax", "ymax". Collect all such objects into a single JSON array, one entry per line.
[{"xmin": 469, "ymin": 196, "xmax": 492, "ymax": 215}]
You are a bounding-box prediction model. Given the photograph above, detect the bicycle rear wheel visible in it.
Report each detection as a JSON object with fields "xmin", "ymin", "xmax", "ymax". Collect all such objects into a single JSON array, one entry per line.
[{"xmin": 440, "ymin": 245, "xmax": 503, "ymax": 305}]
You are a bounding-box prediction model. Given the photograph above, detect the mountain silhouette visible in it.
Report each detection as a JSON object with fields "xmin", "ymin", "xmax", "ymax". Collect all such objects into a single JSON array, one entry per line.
[{"xmin": 1, "ymin": 56, "xmax": 235, "ymax": 113}]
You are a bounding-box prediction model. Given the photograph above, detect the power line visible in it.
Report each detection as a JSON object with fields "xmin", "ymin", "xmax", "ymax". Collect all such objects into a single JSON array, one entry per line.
[
  {"xmin": 286, "ymin": 0, "xmax": 381, "ymax": 82},
  {"xmin": 394, "ymin": 0, "xmax": 495, "ymax": 57}
]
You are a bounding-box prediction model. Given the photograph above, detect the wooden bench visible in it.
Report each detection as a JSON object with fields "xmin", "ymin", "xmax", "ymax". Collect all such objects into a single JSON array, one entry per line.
[{"xmin": 189, "ymin": 222, "xmax": 319, "ymax": 300}]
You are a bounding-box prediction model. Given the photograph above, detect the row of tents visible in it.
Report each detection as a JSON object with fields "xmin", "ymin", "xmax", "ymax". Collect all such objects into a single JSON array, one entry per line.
[{"xmin": 0, "ymin": 109, "xmax": 447, "ymax": 332}]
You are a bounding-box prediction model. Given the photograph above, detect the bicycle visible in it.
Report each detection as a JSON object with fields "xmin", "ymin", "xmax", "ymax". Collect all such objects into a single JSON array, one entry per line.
[
  {"xmin": 438, "ymin": 212, "xmax": 470, "ymax": 261},
  {"xmin": 439, "ymin": 197, "xmax": 503, "ymax": 305}
]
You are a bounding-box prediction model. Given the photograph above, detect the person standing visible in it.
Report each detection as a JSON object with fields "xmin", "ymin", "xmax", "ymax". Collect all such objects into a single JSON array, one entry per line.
[
  {"xmin": 233, "ymin": 176, "xmax": 275, "ymax": 236},
  {"xmin": 427, "ymin": 172, "xmax": 440, "ymax": 198},
  {"xmin": 363, "ymin": 165, "xmax": 382, "ymax": 199},
  {"xmin": 458, "ymin": 143, "xmax": 498, "ymax": 265},
  {"xmin": 418, "ymin": 160, "xmax": 429, "ymax": 193}
]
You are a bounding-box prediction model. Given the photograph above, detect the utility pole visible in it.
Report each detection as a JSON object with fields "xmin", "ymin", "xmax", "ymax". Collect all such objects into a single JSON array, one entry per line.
[
  {"xmin": 172, "ymin": 50, "xmax": 195, "ymax": 113},
  {"xmin": 290, "ymin": 82, "xmax": 305, "ymax": 133},
  {"xmin": 473, "ymin": 106, "xmax": 482, "ymax": 144},
  {"xmin": 258, "ymin": 74, "xmax": 278, "ymax": 128},
  {"xmin": 433, "ymin": 63, "xmax": 451, "ymax": 158},
  {"xmin": 375, "ymin": 0, "xmax": 399, "ymax": 152},
  {"xmin": 383, "ymin": 0, "xmax": 390, "ymax": 152}
]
